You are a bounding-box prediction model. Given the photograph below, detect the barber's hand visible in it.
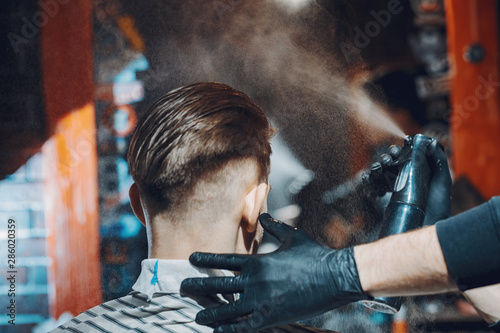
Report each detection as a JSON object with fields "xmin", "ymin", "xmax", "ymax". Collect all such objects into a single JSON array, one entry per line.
[
  {"xmin": 362, "ymin": 145, "xmax": 403, "ymax": 198},
  {"xmin": 423, "ymin": 138, "xmax": 452, "ymax": 225},
  {"xmin": 365, "ymin": 138, "xmax": 452, "ymax": 225},
  {"xmin": 181, "ymin": 213, "xmax": 371, "ymax": 333}
]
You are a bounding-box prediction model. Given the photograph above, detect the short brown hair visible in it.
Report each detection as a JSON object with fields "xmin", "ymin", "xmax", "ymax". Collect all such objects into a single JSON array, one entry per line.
[{"xmin": 128, "ymin": 82, "xmax": 273, "ymax": 209}]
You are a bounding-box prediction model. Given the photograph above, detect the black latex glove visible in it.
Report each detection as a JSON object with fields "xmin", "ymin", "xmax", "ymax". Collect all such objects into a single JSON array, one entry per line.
[
  {"xmin": 361, "ymin": 145, "xmax": 403, "ymax": 198},
  {"xmin": 363, "ymin": 138, "xmax": 451, "ymax": 225},
  {"xmin": 181, "ymin": 213, "xmax": 371, "ymax": 333},
  {"xmin": 422, "ymin": 138, "xmax": 452, "ymax": 225}
]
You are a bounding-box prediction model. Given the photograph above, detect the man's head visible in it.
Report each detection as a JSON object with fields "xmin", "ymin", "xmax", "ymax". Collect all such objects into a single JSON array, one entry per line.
[{"xmin": 127, "ymin": 82, "xmax": 274, "ymax": 258}]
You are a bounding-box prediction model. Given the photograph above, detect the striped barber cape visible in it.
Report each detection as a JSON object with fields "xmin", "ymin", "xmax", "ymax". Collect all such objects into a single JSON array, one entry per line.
[{"xmin": 51, "ymin": 259, "xmax": 339, "ymax": 333}]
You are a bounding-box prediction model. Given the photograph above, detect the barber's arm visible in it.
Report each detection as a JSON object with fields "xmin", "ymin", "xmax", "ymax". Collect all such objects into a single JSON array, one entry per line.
[
  {"xmin": 342, "ymin": 196, "xmax": 500, "ymax": 330},
  {"xmin": 356, "ymin": 198, "xmax": 500, "ymax": 296},
  {"xmin": 436, "ymin": 196, "xmax": 500, "ymax": 330},
  {"xmin": 357, "ymin": 228, "xmax": 500, "ymax": 330},
  {"xmin": 356, "ymin": 204, "xmax": 500, "ymax": 331},
  {"xmin": 354, "ymin": 225, "xmax": 455, "ymax": 297}
]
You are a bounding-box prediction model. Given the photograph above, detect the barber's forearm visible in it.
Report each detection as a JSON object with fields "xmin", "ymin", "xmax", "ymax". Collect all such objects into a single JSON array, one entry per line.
[{"xmin": 354, "ymin": 225, "xmax": 457, "ymax": 297}]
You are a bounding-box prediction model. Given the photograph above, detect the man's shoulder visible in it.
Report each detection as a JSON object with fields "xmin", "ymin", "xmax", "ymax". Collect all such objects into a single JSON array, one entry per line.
[
  {"xmin": 49, "ymin": 291, "xmax": 213, "ymax": 333},
  {"xmin": 49, "ymin": 293, "xmax": 144, "ymax": 332}
]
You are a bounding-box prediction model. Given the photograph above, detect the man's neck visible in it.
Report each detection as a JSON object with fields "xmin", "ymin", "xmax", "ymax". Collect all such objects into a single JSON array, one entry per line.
[{"xmin": 147, "ymin": 214, "xmax": 248, "ymax": 260}]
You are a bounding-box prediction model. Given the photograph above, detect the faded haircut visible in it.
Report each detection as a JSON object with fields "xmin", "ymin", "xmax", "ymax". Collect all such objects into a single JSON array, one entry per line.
[{"xmin": 127, "ymin": 82, "xmax": 274, "ymax": 211}]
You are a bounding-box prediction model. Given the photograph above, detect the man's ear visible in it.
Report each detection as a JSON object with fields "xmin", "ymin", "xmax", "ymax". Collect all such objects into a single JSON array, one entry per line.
[
  {"xmin": 242, "ymin": 183, "xmax": 269, "ymax": 232},
  {"xmin": 129, "ymin": 182, "xmax": 146, "ymax": 226}
]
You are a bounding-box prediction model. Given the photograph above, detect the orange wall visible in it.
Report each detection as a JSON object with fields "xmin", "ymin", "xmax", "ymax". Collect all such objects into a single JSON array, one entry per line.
[
  {"xmin": 40, "ymin": 0, "xmax": 102, "ymax": 318},
  {"xmin": 445, "ymin": 0, "xmax": 500, "ymax": 199}
]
